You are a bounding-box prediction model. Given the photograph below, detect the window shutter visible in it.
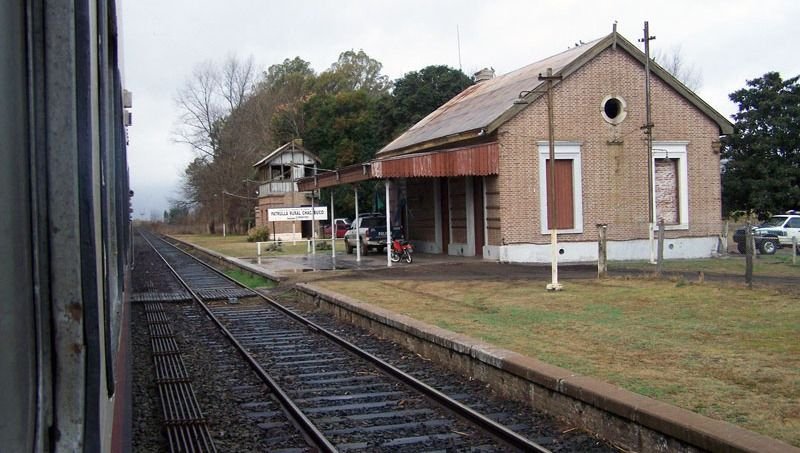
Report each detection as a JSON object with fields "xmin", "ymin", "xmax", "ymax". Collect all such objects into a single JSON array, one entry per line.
[{"xmin": 655, "ymin": 158, "xmax": 679, "ymax": 224}]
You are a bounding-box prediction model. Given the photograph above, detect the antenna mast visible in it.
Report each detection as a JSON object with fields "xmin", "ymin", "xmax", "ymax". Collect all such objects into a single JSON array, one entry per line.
[{"xmin": 457, "ymin": 25, "xmax": 462, "ymax": 71}]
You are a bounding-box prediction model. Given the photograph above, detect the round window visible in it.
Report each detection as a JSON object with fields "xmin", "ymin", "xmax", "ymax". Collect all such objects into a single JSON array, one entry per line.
[{"xmin": 601, "ymin": 95, "xmax": 627, "ymax": 124}]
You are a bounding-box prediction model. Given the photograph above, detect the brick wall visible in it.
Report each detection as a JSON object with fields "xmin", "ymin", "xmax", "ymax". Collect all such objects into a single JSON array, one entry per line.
[
  {"xmin": 498, "ymin": 47, "xmax": 722, "ymax": 244},
  {"xmin": 255, "ymin": 191, "xmax": 317, "ymax": 235}
]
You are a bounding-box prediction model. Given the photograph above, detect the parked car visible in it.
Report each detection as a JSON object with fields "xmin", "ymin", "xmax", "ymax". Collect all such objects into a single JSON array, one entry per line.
[
  {"xmin": 343, "ymin": 213, "xmax": 404, "ymax": 255},
  {"xmin": 322, "ymin": 218, "xmax": 350, "ymax": 238},
  {"xmin": 732, "ymin": 211, "xmax": 800, "ymax": 255}
]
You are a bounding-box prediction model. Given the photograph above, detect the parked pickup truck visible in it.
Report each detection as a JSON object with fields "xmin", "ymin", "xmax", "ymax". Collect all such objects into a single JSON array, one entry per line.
[
  {"xmin": 733, "ymin": 211, "xmax": 800, "ymax": 255},
  {"xmin": 343, "ymin": 213, "xmax": 404, "ymax": 255}
]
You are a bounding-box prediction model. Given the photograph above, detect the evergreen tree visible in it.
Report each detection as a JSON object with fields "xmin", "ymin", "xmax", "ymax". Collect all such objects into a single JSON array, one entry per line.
[{"xmin": 722, "ymin": 72, "xmax": 800, "ymax": 217}]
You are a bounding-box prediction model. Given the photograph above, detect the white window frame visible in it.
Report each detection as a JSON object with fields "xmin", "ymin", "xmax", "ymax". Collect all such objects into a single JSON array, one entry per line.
[
  {"xmin": 537, "ymin": 141, "xmax": 583, "ymax": 234},
  {"xmin": 652, "ymin": 141, "xmax": 689, "ymax": 230}
]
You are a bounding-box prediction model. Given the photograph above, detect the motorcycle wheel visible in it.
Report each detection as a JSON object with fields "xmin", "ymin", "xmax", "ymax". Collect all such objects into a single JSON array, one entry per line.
[
  {"xmin": 404, "ymin": 251, "xmax": 412, "ymax": 264},
  {"xmin": 390, "ymin": 251, "xmax": 400, "ymax": 262}
]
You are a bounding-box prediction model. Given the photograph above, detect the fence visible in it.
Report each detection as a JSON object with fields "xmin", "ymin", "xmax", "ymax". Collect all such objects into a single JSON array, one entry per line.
[{"xmin": 255, "ymin": 237, "xmax": 339, "ymax": 257}]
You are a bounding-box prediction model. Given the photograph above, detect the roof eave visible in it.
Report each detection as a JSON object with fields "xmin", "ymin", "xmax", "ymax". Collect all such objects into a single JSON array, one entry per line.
[{"xmin": 376, "ymin": 128, "xmax": 486, "ymax": 158}]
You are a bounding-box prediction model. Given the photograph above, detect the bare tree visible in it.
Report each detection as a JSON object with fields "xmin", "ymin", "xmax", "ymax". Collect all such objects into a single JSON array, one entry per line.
[
  {"xmin": 174, "ymin": 55, "xmax": 257, "ymax": 158},
  {"xmin": 653, "ymin": 44, "xmax": 703, "ymax": 91},
  {"xmin": 175, "ymin": 61, "xmax": 223, "ymax": 158},
  {"xmin": 220, "ymin": 54, "xmax": 255, "ymax": 111}
]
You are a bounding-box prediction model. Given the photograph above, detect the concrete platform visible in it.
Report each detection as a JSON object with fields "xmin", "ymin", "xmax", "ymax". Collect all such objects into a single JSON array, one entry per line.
[{"xmin": 229, "ymin": 250, "xmax": 487, "ymax": 278}]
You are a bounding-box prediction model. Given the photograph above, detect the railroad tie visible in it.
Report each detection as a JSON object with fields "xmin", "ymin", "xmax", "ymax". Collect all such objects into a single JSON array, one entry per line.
[{"xmin": 144, "ymin": 302, "xmax": 217, "ymax": 453}]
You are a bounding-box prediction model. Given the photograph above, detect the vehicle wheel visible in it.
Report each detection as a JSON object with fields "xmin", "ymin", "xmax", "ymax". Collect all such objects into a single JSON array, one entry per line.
[
  {"xmin": 759, "ymin": 239, "xmax": 778, "ymax": 255},
  {"xmin": 390, "ymin": 251, "xmax": 400, "ymax": 262},
  {"xmin": 736, "ymin": 242, "xmax": 746, "ymax": 254},
  {"xmin": 404, "ymin": 252, "xmax": 412, "ymax": 264}
]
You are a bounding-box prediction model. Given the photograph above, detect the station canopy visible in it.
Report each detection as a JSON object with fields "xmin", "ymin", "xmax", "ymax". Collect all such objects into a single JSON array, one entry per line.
[{"xmin": 295, "ymin": 142, "xmax": 498, "ymax": 191}]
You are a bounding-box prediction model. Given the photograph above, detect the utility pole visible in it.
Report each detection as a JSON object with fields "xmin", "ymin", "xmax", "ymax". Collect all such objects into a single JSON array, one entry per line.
[
  {"xmin": 221, "ymin": 190, "xmax": 226, "ymax": 237},
  {"xmin": 539, "ymin": 68, "xmax": 563, "ymax": 291},
  {"xmin": 639, "ymin": 21, "xmax": 656, "ymax": 264}
]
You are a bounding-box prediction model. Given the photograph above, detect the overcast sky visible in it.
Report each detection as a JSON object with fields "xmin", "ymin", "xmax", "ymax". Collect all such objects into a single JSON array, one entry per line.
[{"xmin": 121, "ymin": 0, "xmax": 800, "ymax": 219}]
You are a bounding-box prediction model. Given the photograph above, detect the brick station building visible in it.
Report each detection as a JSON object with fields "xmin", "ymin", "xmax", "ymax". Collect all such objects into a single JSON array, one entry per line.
[{"xmin": 298, "ymin": 29, "xmax": 733, "ymax": 263}]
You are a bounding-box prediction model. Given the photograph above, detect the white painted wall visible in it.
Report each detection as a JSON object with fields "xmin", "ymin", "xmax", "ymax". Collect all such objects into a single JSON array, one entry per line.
[{"xmin": 497, "ymin": 236, "xmax": 719, "ymax": 263}]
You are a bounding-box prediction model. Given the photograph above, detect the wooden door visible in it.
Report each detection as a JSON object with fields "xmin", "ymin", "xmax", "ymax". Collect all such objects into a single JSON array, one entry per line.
[{"xmin": 545, "ymin": 159, "xmax": 574, "ymax": 230}]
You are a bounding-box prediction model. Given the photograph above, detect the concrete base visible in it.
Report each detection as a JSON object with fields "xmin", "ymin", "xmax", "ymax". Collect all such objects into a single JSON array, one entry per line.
[{"xmin": 499, "ymin": 236, "xmax": 719, "ymax": 263}]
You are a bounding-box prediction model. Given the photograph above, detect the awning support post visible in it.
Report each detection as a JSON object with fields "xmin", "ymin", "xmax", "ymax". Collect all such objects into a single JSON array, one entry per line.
[
  {"xmin": 385, "ymin": 180, "xmax": 392, "ymax": 268},
  {"xmin": 355, "ymin": 186, "xmax": 361, "ymax": 262}
]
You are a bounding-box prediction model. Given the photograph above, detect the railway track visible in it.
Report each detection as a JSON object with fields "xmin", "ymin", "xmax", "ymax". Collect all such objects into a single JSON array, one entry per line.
[{"xmin": 137, "ymin": 231, "xmax": 614, "ymax": 452}]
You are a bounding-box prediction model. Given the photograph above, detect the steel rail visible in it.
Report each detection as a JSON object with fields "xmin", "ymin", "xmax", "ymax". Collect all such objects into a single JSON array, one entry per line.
[
  {"xmin": 157, "ymin": 233, "xmax": 551, "ymax": 453},
  {"xmin": 140, "ymin": 232, "xmax": 337, "ymax": 453}
]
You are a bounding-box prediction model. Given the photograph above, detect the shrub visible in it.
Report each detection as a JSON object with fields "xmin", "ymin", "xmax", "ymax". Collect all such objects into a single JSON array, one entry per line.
[{"xmin": 247, "ymin": 226, "xmax": 271, "ymax": 242}]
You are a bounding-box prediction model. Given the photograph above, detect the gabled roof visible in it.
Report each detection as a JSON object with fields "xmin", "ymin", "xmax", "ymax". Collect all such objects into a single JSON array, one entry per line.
[
  {"xmin": 252, "ymin": 141, "xmax": 321, "ymax": 168},
  {"xmin": 378, "ymin": 31, "xmax": 733, "ymax": 158}
]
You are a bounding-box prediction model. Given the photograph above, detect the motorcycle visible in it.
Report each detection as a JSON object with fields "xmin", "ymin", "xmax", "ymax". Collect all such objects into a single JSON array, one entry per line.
[{"xmin": 390, "ymin": 239, "xmax": 413, "ymax": 263}]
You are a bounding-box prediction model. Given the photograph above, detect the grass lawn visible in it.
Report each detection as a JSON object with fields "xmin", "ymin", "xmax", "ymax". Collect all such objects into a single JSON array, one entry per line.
[
  {"xmin": 223, "ymin": 268, "xmax": 276, "ymax": 289},
  {"xmin": 173, "ymin": 234, "xmax": 346, "ymax": 257},
  {"xmin": 314, "ymin": 277, "xmax": 800, "ymax": 446}
]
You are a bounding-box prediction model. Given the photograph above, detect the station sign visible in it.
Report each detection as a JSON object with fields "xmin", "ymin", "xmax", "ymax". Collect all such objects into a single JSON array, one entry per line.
[{"xmin": 267, "ymin": 206, "xmax": 328, "ymax": 221}]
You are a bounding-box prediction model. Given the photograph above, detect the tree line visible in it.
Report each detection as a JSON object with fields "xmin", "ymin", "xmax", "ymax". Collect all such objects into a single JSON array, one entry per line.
[
  {"xmin": 169, "ymin": 51, "xmax": 472, "ymax": 232},
  {"xmin": 167, "ymin": 48, "xmax": 799, "ymax": 230}
]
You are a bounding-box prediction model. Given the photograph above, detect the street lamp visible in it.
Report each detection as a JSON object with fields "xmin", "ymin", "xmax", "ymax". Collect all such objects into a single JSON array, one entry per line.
[{"xmin": 221, "ymin": 190, "xmax": 226, "ymax": 237}]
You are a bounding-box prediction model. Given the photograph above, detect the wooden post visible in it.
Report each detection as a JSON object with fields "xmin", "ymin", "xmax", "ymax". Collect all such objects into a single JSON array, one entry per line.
[
  {"xmin": 745, "ymin": 222, "xmax": 753, "ymax": 289},
  {"xmin": 354, "ymin": 186, "xmax": 361, "ymax": 262},
  {"xmin": 330, "ymin": 191, "xmax": 336, "ymax": 260},
  {"xmin": 385, "ymin": 180, "xmax": 392, "ymax": 268},
  {"xmin": 597, "ymin": 224, "xmax": 608, "ymax": 278},
  {"xmin": 722, "ymin": 220, "xmax": 729, "ymax": 255},
  {"xmin": 656, "ymin": 218, "xmax": 665, "ymax": 277},
  {"xmin": 540, "ymin": 68, "xmax": 562, "ymax": 291}
]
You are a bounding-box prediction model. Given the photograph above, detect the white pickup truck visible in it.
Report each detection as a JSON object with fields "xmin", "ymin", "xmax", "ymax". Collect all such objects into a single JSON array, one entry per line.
[{"xmin": 733, "ymin": 212, "xmax": 800, "ymax": 254}]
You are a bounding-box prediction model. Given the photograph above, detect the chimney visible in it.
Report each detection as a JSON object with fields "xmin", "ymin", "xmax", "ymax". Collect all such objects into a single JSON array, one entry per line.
[{"xmin": 473, "ymin": 67, "xmax": 495, "ymax": 83}]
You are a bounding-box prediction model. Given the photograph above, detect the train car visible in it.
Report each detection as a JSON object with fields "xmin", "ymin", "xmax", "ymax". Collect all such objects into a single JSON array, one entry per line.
[{"xmin": 0, "ymin": 1, "xmax": 132, "ymax": 451}]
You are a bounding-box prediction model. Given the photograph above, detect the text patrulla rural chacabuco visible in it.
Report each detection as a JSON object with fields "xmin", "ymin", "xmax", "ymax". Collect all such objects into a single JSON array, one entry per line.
[{"xmin": 267, "ymin": 206, "xmax": 328, "ymax": 221}]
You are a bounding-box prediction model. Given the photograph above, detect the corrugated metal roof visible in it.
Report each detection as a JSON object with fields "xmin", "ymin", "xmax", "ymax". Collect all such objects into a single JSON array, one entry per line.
[
  {"xmin": 378, "ymin": 38, "xmax": 603, "ymax": 156},
  {"xmin": 295, "ymin": 142, "xmax": 499, "ymax": 190},
  {"xmin": 378, "ymin": 31, "xmax": 734, "ymax": 157}
]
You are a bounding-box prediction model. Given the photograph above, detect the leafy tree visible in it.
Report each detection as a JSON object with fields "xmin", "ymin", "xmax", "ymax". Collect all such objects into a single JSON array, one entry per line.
[
  {"xmin": 314, "ymin": 49, "xmax": 391, "ymax": 95},
  {"xmin": 304, "ymin": 90, "xmax": 391, "ymax": 169},
  {"xmin": 722, "ymin": 72, "xmax": 800, "ymax": 217},
  {"xmin": 303, "ymin": 89, "xmax": 394, "ymax": 215},
  {"xmin": 391, "ymin": 65, "xmax": 473, "ymax": 134}
]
